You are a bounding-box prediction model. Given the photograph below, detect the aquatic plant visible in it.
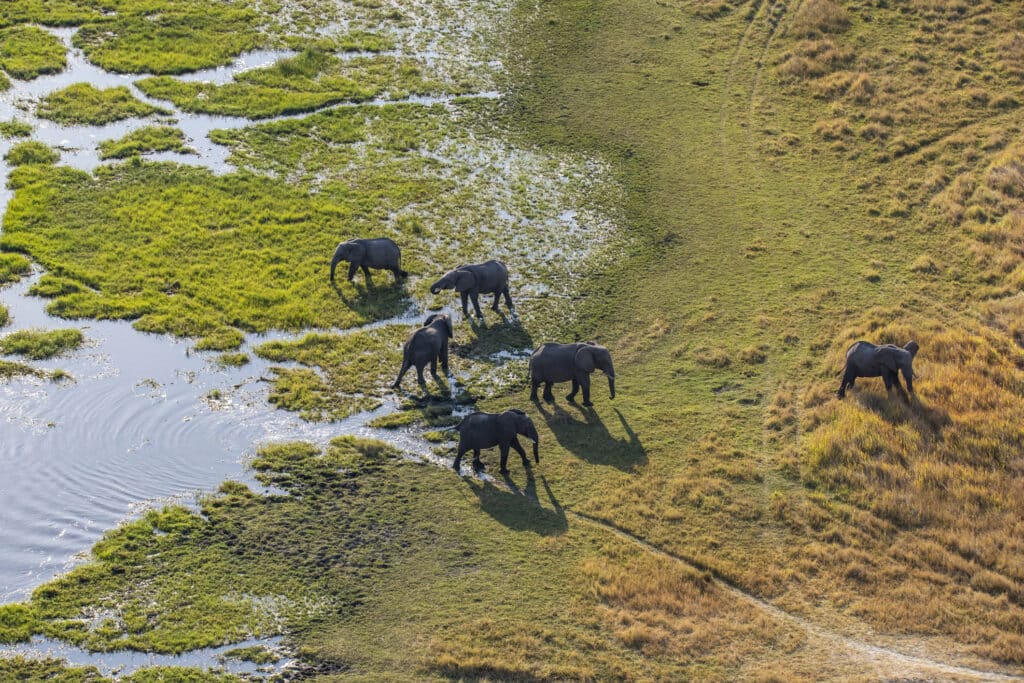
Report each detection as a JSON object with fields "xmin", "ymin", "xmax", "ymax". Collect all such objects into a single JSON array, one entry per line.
[
  {"xmin": 0, "ymin": 25, "xmax": 66, "ymax": 80},
  {"xmin": 38, "ymin": 83, "xmax": 169, "ymax": 125},
  {"xmin": 4, "ymin": 140, "xmax": 58, "ymax": 166},
  {"xmin": 97, "ymin": 126, "xmax": 194, "ymax": 160},
  {"xmin": 0, "ymin": 328, "xmax": 84, "ymax": 359},
  {"xmin": 0, "ymin": 252, "xmax": 31, "ymax": 283},
  {"xmin": 0, "ymin": 119, "xmax": 31, "ymax": 137},
  {"xmin": 137, "ymin": 51, "xmax": 449, "ymax": 119}
]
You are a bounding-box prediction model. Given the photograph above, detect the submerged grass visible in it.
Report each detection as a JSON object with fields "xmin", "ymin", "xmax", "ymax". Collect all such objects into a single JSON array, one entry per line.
[
  {"xmin": 0, "ymin": 328, "xmax": 83, "ymax": 359},
  {"xmin": 137, "ymin": 50, "xmax": 449, "ymax": 119},
  {"xmin": 97, "ymin": 126, "xmax": 193, "ymax": 160},
  {"xmin": 0, "ymin": 25, "xmax": 65, "ymax": 80},
  {"xmin": 38, "ymin": 84, "xmax": 169, "ymax": 125}
]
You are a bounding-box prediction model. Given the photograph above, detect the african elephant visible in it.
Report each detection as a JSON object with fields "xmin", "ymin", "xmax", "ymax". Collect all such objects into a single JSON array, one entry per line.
[
  {"xmin": 453, "ymin": 409, "xmax": 540, "ymax": 474},
  {"xmin": 330, "ymin": 237, "xmax": 408, "ymax": 283},
  {"xmin": 429, "ymin": 260, "xmax": 513, "ymax": 319},
  {"xmin": 529, "ymin": 342, "xmax": 615, "ymax": 407},
  {"xmin": 838, "ymin": 340, "xmax": 919, "ymax": 401},
  {"xmin": 392, "ymin": 313, "xmax": 453, "ymax": 389}
]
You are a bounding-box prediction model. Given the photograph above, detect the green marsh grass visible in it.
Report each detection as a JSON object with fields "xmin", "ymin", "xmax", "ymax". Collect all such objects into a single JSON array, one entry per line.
[
  {"xmin": 0, "ymin": 26, "xmax": 66, "ymax": 80},
  {"xmin": 0, "ymin": 328, "xmax": 83, "ymax": 359},
  {"xmin": 0, "ymin": 252, "xmax": 30, "ymax": 283},
  {"xmin": 0, "ymin": 119, "xmax": 31, "ymax": 138},
  {"xmin": 38, "ymin": 84, "xmax": 169, "ymax": 125},
  {"xmin": 4, "ymin": 140, "xmax": 58, "ymax": 166},
  {"xmin": 97, "ymin": 126, "xmax": 194, "ymax": 160},
  {"xmin": 137, "ymin": 50, "xmax": 449, "ymax": 119}
]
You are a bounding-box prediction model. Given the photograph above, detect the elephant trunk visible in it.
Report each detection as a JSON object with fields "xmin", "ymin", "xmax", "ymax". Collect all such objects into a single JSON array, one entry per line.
[
  {"xmin": 330, "ymin": 252, "xmax": 342, "ymax": 283},
  {"xmin": 526, "ymin": 423, "xmax": 540, "ymax": 463},
  {"xmin": 608, "ymin": 374, "xmax": 616, "ymax": 400}
]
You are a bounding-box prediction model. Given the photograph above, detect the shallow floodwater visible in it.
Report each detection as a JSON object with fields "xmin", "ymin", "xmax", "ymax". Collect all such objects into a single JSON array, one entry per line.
[{"xmin": 0, "ymin": 636, "xmax": 295, "ymax": 678}]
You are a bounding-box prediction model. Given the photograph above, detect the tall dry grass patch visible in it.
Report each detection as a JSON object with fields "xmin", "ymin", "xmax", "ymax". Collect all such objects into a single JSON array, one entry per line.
[
  {"xmin": 789, "ymin": 309, "xmax": 1024, "ymax": 660},
  {"xmin": 790, "ymin": 0, "xmax": 851, "ymax": 38}
]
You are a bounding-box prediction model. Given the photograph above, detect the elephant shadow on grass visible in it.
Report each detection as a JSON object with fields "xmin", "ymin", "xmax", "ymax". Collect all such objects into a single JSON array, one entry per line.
[
  {"xmin": 464, "ymin": 471, "xmax": 567, "ymax": 536},
  {"xmin": 844, "ymin": 382, "xmax": 951, "ymax": 439},
  {"xmin": 535, "ymin": 404, "xmax": 646, "ymax": 472},
  {"xmin": 332, "ymin": 278, "xmax": 410, "ymax": 321},
  {"xmin": 457, "ymin": 315, "xmax": 533, "ymax": 358}
]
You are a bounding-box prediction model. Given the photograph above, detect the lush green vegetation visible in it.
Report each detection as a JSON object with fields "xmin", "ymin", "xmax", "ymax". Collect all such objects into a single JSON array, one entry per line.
[
  {"xmin": 4, "ymin": 140, "xmax": 58, "ymax": 166},
  {"xmin": 38, "ymin": 84, "xmax": 169, "ymax": 125},
  {"xmin": 6, "ymin": 0, "xmax": 1024, "ymax": 678},
  {"xmin": 0, "ymin": 119, "xmax": 32, "ymax": 137},
  {"xmin": 0, "ymin": 657, "xmax": 242, "ymax": 682},
  {"xmin": 0, "ymin": 328, "xmax": 83, "ymax": 359},
  {"xmin": 0, "ymin": 302, "xmax": 7, "ymax": 327},
  {"xmin": 97, "ymin": 126, "xmax": 193, "ymax": 160},
  {"xmin": 0, "ymin": 25, "xmax": 66, "ymax": 80},
  {"xmin": 137, "ymin": 50, "xmax": 449, "ymax": 119},
  {"xmin": 0, "ymin": 359, "xmax": 39, "ymax": 379},
  {"xmin": 0, "ymin": 252, "xmax": 30, "ymax": 283}
]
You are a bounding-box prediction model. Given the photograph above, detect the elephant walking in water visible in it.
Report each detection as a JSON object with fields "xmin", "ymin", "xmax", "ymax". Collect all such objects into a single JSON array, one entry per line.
[
  {"xmin": 529, "ymin": 342, "xmax": 615, "ymax": 407},
  {"xmin": 430, "ymin": 260, "xmax": 513, "ymax": 319},
  {"xmin": 453, "ymin": 409, "xmax": 539, "ymax": 474},
  {"xmin": 330, "ymin": 237, "xmax": 408, "ymax": 284},
  {"xmin": 838, "ymin": 340, "xmax": 919, "ymax": 401},
  {"xmin": 392, "ymin": 314, "xmax": 453, "ymax": 389}
]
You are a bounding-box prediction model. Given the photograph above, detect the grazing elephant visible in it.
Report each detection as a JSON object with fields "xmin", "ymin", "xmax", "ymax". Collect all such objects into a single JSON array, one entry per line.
[
  {"xmin": 529, "ymin": 342, "xmax": 615, "ymax": 407},
  {"xmin": 429, "ymin": 260, "xmax": 513, "ymax": 318},
  {"xmin": 453, "ymin": 409, "xmax": 540, "ymax": 474},
  {"xmin": 392, "ymin": 313, "xmax": 454, "ymax": 389},
  {"xmin": 330, "ymin": 237, "xmax": 408, "ymax": 283},
  {"xmin": 838, "ymin": 340, "xmax": 919, "ymax": 401}
]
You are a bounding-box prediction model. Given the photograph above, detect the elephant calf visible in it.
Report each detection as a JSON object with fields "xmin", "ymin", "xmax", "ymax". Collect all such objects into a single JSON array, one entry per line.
[
  {"xmin": 392, "ymin": 314, "xmax": 453, "ymax": 389},
  {"xmin": 838, "ymin": 340, "xmax": 919, "ymax": 401},
  {"xmin": 454, "ymin": 409, "xmax": 539, "ymax": 474},
  {"xmin": 529, "ymin": 342, "xmax": 615, "ymax": 407},
  {"xmin": 430, "ymin": 260, "xmax": 513, "ymax": 319},
  {"xmin": 330, "ymin": 237, "xmax": 408, "ymax": 284}
]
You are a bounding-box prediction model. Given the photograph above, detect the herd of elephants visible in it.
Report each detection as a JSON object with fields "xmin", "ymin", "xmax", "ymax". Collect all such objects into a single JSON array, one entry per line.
[{"xmin": 329, "ymin": 236, "xmax": 921, "ymax": 474}]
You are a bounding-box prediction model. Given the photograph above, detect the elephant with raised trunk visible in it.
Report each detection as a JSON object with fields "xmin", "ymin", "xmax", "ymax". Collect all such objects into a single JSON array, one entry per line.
[
  {"xmin": 430, "ymin": 260, "xmax": 513, "ymax": 319},
  {"xmin": 392, "ymin": 313, "xmax": 453, "ymax": 389},
  {"xmin": 838, "ymin": 340, "xmax": 919, "ymax": 401},
  {"xmin": 453, "ymin": 409, "xmax": 539, "ymax": 474},
  {"xmin": 529, "ymin": 342, "xmax": 615, "ymax": 407},
  {"xmin": 330, "ymin": 237, "xmax": 408, "ymax": 284}
]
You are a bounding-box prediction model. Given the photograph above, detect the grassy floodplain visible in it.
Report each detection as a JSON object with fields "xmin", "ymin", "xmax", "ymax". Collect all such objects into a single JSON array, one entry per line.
[
  {"xmin": 97, "ymin": 126, "xmax": 194, "ymax": 160},
  {"xmin": 3, "ymin": 0, "xmax": 1024, "ymax": 680}
]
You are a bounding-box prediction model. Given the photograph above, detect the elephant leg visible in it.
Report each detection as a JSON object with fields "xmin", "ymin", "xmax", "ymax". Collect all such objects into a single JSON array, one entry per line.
[
  {"xmin": 580, "ymin": 375, "xmax": 593, "ymax": 407},
  {"xmin": 567, "ymin": 379, "xmax": 579, "ymax": 402},
  {"xmin": 543, "ymin": 382, "xmax": 555, "ymax": 403},
  {"xmin": 491, "ymin": 292, "xmax": 501, "ymax": 312},
  {"xmin": 392, "ymin": 359, "xmax": 411, "ymax": 389},
  {"xmin": 470, "ymin": 292, "xmax": 484, "ymax": 318},
  {"xmin": 441, "ymin": 345, "xmax": 450, "ymax": 376},
  {"xmin": 391, "ymin": 266, "xmax": 404, "ymax": 281},
  {"xmin": 460, "ymin": 291, "xmax": 470, "ymax": 317},
  {"xmin": 503, "ymin": 287, "xmax": 514, "ymax": 311},
  {"xmin": 453, "ymin": 443, "xmax": 468, "ymax": 472},
  {"xmin": 472, "ymin": 449, "xmax": 484, "ymax": 471},
  {"xmin": 347, "ymin": 262, "xmax": 359, "ymax": 282},
  {"xmin": 530, "ymin": 378, "xmax": 541, "ymax": 401},
  {"xmin": 499, "ymin": 443, "xmax": 510, "ymax": 474},
  {"xmin": 888, "ymin": 369, "xmax": 909, "ymax": 402},
  {"xmin": 430, "ymin": 356, "xmax": 438, "ymax": 377},
  {"xmin": 837, "ymin": 367, "xmax": 855, "ymax": 399},
  {"xmin": 361, "ymin": 265, "xmax": 372, "ymax": 283},
  {"xmin": 416, "ymin": 364, "xmax": 427, "ymax": 386},
  {"xmin": 882, "ymin": 370, "xmax": 894, "ymax": 392},
  {"xmin": 511, "ymin": 436, "xmax": 529, "ymax": 465}
]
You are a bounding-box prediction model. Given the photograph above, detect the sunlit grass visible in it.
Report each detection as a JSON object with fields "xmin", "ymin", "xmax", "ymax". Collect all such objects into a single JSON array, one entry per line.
[{"xmin": 38, "ymin": 83, "xmax": 169, "ymax": 125}]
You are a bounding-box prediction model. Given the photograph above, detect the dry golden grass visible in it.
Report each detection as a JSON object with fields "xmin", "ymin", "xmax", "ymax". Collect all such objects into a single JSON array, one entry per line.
[
  {"xmin": 790, "ymin": 0, "xmax": 851, "ymax": 38},
  {"xmin": 776, "ymin": 308, "xmax": 1024, "ymax": 661}
]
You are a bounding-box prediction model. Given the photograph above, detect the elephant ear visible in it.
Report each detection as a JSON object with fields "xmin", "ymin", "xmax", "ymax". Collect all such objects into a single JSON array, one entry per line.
[
  {"xmin": 348, "ymin": 241, "xmax": 366, "ymax": 261},
  {"xmin": 454, "ymin": 269, "xmax": 477, "ymax": 292},
  {"xmin": 574, "ymin": 345, "xmax": 595, "ymax": 373}
]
